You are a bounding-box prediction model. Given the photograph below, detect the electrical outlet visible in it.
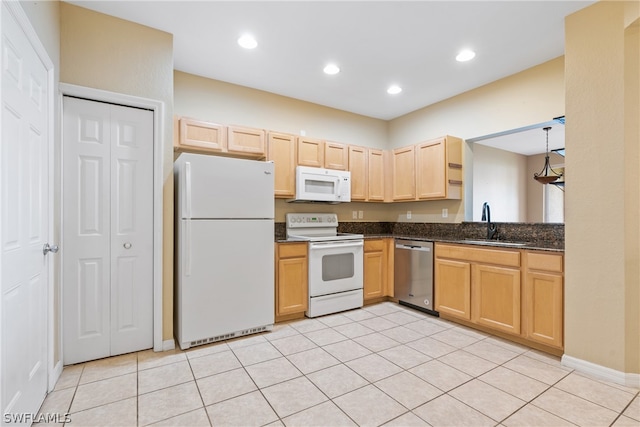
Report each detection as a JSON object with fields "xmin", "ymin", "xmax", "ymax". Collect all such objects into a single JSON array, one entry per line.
[
  {"xmin": 352, "ymin": 210, "xmax": 358, "ymax": 219},
  {"xmin": 442, "ymin": 208, "xmax": 448, "ymax": 218},
  {"xmin": 300, "ymin": 130, "xmax": 306, "ymax": 136},
  {"xmin": 358, "ymin": 210, "xmax": 364, "ymax": 219},
  {"xmin": 407, "ymin": 210, "xmax": 412, "ymax": 219}
]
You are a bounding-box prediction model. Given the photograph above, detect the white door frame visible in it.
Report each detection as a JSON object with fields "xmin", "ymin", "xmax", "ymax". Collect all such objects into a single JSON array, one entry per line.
[
  {"xmin": 0, "ymin": 0, "xmax": 57, "ymax": 396},
  {"xmin": 59, "ymin": 83, "xmax": 165, "ymax": 355}
]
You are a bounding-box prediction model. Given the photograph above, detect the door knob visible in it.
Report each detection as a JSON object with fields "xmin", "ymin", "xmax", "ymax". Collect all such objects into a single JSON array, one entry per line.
[
  {"xmin": 124, "ymin": 242, "xmax": 132, "ymax": 249},
  {"xmin": 43, "ymin": 243, "xmax": 59, "ymax": 255}
]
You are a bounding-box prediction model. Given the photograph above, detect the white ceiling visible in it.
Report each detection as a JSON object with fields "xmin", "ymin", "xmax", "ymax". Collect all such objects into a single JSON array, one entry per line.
[
  {"xmin": 469, "ymin": 120, "xmax": 565, "ymax": 156},
  {"xmin": 67, "ymin": 0, "xmax": 594, "ymax": 124}
]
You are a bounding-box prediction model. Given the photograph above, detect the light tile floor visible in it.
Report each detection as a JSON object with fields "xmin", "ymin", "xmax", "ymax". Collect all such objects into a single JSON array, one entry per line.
[{"xmin": 38, "ymin": 302, "xmax": 640, "ymax": 427}]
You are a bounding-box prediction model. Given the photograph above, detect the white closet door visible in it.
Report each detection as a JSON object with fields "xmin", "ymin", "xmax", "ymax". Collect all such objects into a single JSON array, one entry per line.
[
  {"xmin": 63, "ymin": 97, "xmax": 153, "ymax": 364},
  {"xmin": 109, "ymin": 104, "xmax": 153, "ymax": 355},
  {"xmin": 1, "ymin": 2, "xmax": 50, "ymax": 418}
]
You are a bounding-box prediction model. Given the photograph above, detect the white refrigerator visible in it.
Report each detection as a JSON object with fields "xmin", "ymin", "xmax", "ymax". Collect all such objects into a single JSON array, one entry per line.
[{"xmin": 174, "ymin": 153, "xmax": 274, "ymax": 350}]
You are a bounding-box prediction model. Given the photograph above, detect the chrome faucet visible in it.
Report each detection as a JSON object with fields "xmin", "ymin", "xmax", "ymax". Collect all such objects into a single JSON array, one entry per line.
[{"xmin": 481, "ymin": 202, "xmax": 497, "ymax": 240}]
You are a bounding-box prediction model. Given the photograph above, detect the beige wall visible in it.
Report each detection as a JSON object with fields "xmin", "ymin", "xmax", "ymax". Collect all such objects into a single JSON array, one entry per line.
[
  {"xmin": 174, "ymin": 71, "xmax": 388, "ymax": 149},
  {"xmin": 60, "ymin": 3, "xmax": 175, "ymax": 342},
  {"xmin": 472, "ymin": 144, "xmax": 528, "ymax": 222},
  {"xmin": 388, "ymin": 56, "xmax": 565, "ymax": 148},
  {"xmin": 565, "ymin": 0, "xmax": 640, "ymax": 375}
]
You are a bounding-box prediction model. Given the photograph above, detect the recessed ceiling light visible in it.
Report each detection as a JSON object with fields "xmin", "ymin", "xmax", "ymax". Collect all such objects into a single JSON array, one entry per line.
[
  {"xmin": 456, "ymin": 49, "xmax": 476, "ymax": 62},
  {"xmin": 238, "ymin": 34, "xmax": 257, "ymax": 49},
  {"xmin": 387, "ymin": 85, "xmax": 402, "ymax": 95},
  {"xmin": 323, "ymin": 64, "xmax": 340, "ymax": 75}
]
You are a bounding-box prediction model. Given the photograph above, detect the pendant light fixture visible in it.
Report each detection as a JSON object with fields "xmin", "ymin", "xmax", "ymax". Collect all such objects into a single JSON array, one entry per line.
[{"xmin": 534, "ymin": 126, "xmax": 563, "ymax": 184}]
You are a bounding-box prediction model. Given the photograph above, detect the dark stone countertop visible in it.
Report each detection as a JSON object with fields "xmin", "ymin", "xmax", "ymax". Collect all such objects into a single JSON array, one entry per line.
[{"xmin": 275, "ymin": 221, "xmax": 564, "ymax": 252}]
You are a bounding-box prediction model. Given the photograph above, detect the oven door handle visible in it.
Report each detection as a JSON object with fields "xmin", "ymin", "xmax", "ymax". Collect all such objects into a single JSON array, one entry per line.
[{"xmin": 310, "ymin": 241, "xmax": 364, "ymax": 250}]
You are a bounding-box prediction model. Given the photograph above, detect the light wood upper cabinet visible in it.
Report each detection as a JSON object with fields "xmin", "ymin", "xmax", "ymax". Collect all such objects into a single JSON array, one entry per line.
[
  {"xmin": 227, "ymin": 125, "xmax": 266, "ymax": 158},
  {"xmin": 176, "ymin": 117, "xmax": 227, "ymax": 153},
  {"xmin": 416, "ymin": 138, "xmax": 446, "ymax": 199},
  {"xmin": 392, "ymin": 145, "xmax": 416, "ymax": 201},
  {"xmin": 349, "ymin": 146, "xmax": 367, "ymax": 201},
  {"xmin": 416, "ymin": 136, "xmax": 463, "ymax": 200},
  {"xmin": 324, "ymin": 141, "xmax": 348, "ymax": 170},
  {"xmin": 174, "ymin": 116, "xmax": 266, "ymax": 159},
  {"xmin": 368, "ymin": 149, "xmax": 385, "ymax": 201},
  {"xmin": 275, "ymin": 243, "xmax": 308, "ymax": 319},
  {"xmin": 297, "ymin": 136, "xmax": 324, "ymax": 167},
  {"xmin": 523, "ymin": 252, "xmax": 564, "ymax": 348},
  {"xmin": 268, "ymin": 132, "xmax": 297, "ymax": 198}
]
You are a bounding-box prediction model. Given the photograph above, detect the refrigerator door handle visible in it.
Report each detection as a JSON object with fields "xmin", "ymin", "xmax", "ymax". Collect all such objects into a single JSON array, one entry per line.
[
  {"xmin": 184, "ymin": 161, "xmax": 192, "ymax": 218},
  {"xmin": 184, "ymin": 219, "xmax": 192, "ymax": 276}
]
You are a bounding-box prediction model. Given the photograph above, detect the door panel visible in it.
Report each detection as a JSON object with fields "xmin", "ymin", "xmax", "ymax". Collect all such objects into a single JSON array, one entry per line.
[
  {"xmin": 1, "ymin": 2, "xmax": 49, "ymax": 418},
  {"xmin": 63, "ymin": 97, "xmax": 153, "ymax": 364},
  {"xmin": 63, "ymin": 98, "xmax": 111, "ymax": 364},
  {"xmin": 110, "ymin": 104, "xmax": 153, "ymax": 355}
]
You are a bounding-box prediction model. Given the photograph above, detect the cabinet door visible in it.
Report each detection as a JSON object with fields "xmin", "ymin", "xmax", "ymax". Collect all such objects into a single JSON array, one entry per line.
[
  {"xmin": 297, "ymin": 137, "xmax": 324, "ymax": 167},
  {"xmin": 325, "ymin": 141, "xmax": 348, "ymax": 170},
  {"xmin": 392, "ymin": 146, "xmax": 416, "ymax": 200},
  {"xmin": 349, "ymin": 145, "xmax": 367, "ymax": 201},
  {"xmin": 364, "ymin": 240, "xmax": 386, "ymax": 300},
  {"xmin": 268, "ymin": 132, "xmax": 297, "ymax": 198},
  {"xmin": 416, "ymin": 138, "xmax": 446, "ymax": 199},
  {"xmin": 277, "ymin": 257, "xmax": 308, "ymax": 316},
  {"xmin": 435, "ymin": 259, "xmax": 471, "ymax": 320},
  {"xmin": 368, "ymin": 149, "xmax": 385, "ymax": 201},
  {"xmin": 227, "ymin": 125, "xmax": 266, "ymax": 157},
  {"xmin": 524, "ymin": 271, "xmax": 563, "ymax": 348},
  {"xmin": 178, "ymin": 117, "xmax": 227, "ymax": 152},
  {"xmin": 471, "ymin": 264, "xmax": 521, "ymax": 335}
]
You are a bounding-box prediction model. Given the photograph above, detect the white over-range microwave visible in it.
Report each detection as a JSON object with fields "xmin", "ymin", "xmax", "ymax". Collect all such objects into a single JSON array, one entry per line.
[{"xmin": 288, "ymin": 166, "xmax": 351, "ymax": 203}]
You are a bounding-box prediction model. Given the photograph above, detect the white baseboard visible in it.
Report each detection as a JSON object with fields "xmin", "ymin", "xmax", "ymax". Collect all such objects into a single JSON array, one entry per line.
[
  {"xmin": 162, "ymin": 339, "xmax": 175, "ymax": 351},
  {"xmin": 562, "ymin": 354, "xmax": 640, "ymax": 388}
]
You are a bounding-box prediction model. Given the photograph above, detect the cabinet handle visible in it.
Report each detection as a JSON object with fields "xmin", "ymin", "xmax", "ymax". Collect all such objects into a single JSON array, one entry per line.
[
  {"xmin": 448, "ymin": 179, "xmax": 463, "ymax": 185},
  {"xmin": 448, "ymin": 163, "xmax": 463, "ymax": 169}
]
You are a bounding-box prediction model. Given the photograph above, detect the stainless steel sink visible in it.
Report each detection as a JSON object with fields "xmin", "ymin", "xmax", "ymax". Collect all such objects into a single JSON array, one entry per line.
[{"xmin": 462, "ymin": 239, "xmax": 529, "ymax": 247}]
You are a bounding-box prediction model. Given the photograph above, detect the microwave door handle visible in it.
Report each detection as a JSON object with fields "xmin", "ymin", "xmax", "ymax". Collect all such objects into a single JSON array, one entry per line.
[{"xmin": 336, "ymin": 176, "xmax": 342, "ymax": 200}]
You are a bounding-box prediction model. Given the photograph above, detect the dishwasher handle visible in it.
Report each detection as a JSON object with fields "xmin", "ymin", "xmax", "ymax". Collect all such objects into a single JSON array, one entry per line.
[{"xmin": 395, "ymin": 243, "xmax": 431, "ymax": 252}]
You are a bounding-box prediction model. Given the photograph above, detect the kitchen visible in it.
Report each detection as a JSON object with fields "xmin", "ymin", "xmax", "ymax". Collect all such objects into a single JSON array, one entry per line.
[{"xmin": 1, "ymin": 1, "xmax": 639, "ymax": 426}]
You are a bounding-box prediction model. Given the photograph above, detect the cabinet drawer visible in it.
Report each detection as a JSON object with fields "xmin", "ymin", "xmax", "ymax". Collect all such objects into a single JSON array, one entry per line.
[
  {"xmin": 436, "ymin": 244, "xmax": 520, "ymax": 267},
  {"xmin": 526, "ymin": 252, "xmax": 563, "ymax": 273},
  {"xmin": 278, "ymin": 242, "xmax": 307, "ymax": 258},
  {"xmin": 364, "ymin": 239, "xmax": 385, "ymax": 252}
]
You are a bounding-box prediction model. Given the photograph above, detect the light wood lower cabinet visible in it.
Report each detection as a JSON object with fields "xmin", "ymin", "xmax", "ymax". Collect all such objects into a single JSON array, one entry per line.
[
  {"xmin": 471, "ymin": 264, "xmax": 521, "ymax": 335},
  {"xmin": 363, "ymin": 238, "xmax": 395, "ymax": 302},
  {"xmin": 435, "ymin": 243, "xmax": 564, "ymax": 351},
  {"xmin": 434, "ymin": 258, "xmax": 471, "ymax": 320},
  {"xmin": 275, "ymin": 242, "xmax": 308, "ymax": 319},
  {"xmin": 523, "ymin": 252, "xmax": 564, "ymax": 349},
  {"xmin": 364, "ymin": 239, "xmax": 387, "ymax": 300}
]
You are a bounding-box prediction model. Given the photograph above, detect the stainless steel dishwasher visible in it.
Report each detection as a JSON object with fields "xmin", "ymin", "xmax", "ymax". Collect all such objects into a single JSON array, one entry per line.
[{"xmin": 394, "ymin": 239, "xmax": 437, "ymax": 316}]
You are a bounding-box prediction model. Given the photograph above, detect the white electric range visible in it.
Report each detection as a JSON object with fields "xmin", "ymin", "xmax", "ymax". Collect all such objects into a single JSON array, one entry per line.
[{"xmin": 286, "ymin": 213, "xmax": 364, "ymax": 317}]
